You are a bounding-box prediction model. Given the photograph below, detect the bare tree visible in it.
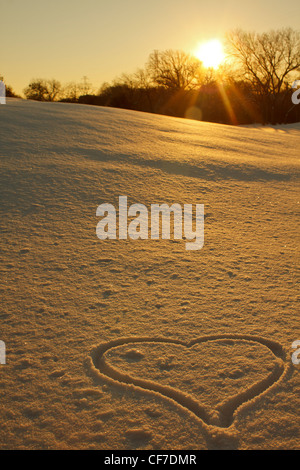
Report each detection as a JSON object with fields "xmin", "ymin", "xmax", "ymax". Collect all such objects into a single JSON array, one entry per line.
[
  {"xmin": 112, "ymin": 73, "xmax": 136, "ymax": 89},
  {"xmin": 46, "ymin": 79, "xmax": 62, "ymax": 101},
  {"xmin": 133, "ymin": 68, "xmax": 153, "ymax": 89},
  {"xmin": 62, "ymin": 81, "xmax": 80, "ymax": 101},
  {"xmin": 24, "ymin": 79, "xmax": 48, "ymax": 101},
  {"xmin": 227, "ymin": 28, "xmax": 300, "ymax": 94},
  {"xmin": 226, "ymin": 28, "xmax": 300, "ymax": 122},
  {"xmin": 146, "ymin": 49, "xmax": 203, "ymax": 90},
  {"xmin": 24, "ymin": 79, "xmax": 62, "ymax": 101}
]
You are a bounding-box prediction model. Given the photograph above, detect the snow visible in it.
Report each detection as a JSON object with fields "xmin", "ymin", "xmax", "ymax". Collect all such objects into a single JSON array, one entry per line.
[{"xmin": 0, "ymin": 98, "xmax": 299, "ymax": 449}]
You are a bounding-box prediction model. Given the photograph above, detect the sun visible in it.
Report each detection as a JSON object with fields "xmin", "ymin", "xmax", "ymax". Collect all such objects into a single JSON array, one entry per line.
[{"xmin": 194, "ymin": 39, "xmax": 225, "ymax": 69}]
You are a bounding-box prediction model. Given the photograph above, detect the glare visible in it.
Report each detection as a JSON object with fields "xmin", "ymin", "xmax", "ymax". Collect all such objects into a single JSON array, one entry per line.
[{"xmin": 194, "ymin": 39, "xmax": 225, "ymax": 69}]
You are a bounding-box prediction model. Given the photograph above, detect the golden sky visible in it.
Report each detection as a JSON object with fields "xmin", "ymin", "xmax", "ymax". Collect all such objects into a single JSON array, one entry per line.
[{"xmin": 2, "ymin": 0, "xmax": 300, "ymax": 94}]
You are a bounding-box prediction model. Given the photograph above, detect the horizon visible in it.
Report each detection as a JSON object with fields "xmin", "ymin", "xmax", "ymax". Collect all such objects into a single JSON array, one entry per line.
[{"xmin": 2, "ymin": 0, "xmax": 300, "ymax": 95}]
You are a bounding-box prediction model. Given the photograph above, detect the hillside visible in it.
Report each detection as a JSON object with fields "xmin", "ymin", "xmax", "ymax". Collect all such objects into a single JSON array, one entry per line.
[{"xmin": 0, "ymin": 99, "xmax": 299, "ymax": 449}]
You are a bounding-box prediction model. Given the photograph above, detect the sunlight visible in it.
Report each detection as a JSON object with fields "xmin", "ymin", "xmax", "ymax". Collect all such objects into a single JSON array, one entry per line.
[{"xmin": 194, "ymin": 39, "xmax": 225, "ymax": 69}]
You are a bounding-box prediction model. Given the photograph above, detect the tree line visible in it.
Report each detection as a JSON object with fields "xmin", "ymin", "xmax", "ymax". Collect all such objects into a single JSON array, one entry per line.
[{"xmin": 6, "ymin": 28, "xmax": 300, "ymax": 125}]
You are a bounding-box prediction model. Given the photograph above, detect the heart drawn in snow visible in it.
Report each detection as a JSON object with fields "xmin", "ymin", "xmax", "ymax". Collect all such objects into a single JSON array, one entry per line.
[{"xmin": 90, "ymin": 334, "xmax": 288, "ymax": 429}]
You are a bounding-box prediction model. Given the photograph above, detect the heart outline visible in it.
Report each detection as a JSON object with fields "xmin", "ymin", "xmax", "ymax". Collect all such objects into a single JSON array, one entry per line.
[{"xmin": 90, "ymin": 334, "xmax": 288, "ymax": 429}]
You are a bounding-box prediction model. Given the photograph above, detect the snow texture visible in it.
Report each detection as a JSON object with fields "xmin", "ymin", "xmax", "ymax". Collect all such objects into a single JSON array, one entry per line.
[{"xmin": 0, "ymin": 98, "xmax": 299, "ymax": 449}]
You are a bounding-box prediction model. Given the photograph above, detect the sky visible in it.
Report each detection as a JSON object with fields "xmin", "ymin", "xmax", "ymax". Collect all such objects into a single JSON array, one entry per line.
[{"xmin": 2, "ymin": 0, "xmax": 300, "ymax": 95}]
